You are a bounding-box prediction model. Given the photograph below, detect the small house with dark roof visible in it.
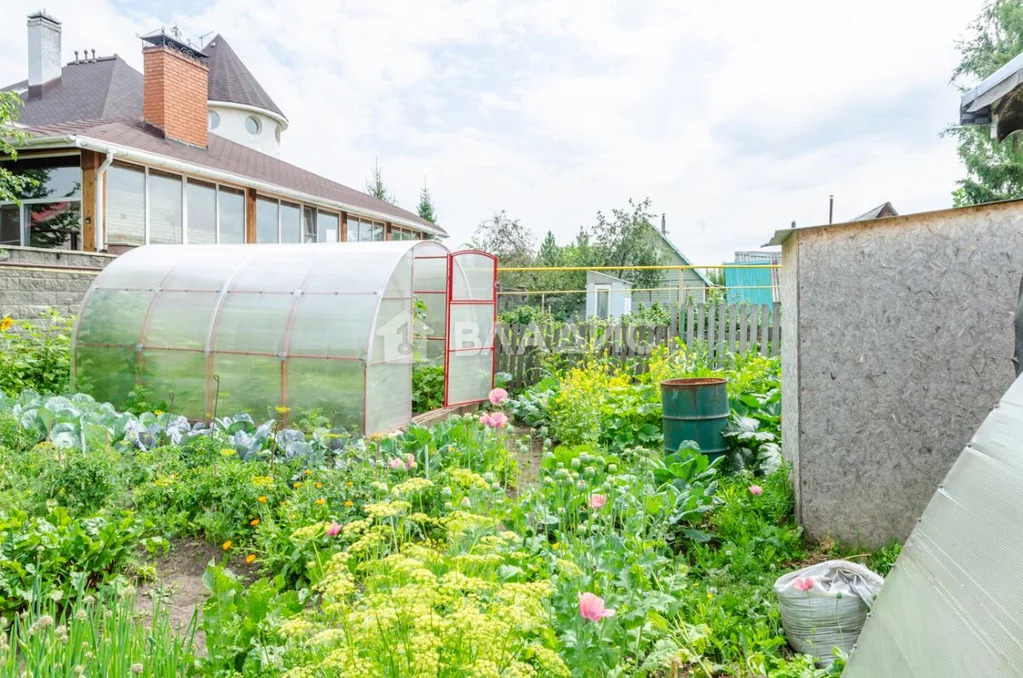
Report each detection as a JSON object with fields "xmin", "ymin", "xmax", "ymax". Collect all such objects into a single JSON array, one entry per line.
[{"xmin": 1, "ymin": 12, "xmax": 444, "ymax": 254}]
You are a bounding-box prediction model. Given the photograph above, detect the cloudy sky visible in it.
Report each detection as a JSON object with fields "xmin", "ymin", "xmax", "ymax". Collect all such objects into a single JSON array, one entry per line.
[{"xmin": 0, "ymin": 0, "xmax": 989, "ymax": 263}]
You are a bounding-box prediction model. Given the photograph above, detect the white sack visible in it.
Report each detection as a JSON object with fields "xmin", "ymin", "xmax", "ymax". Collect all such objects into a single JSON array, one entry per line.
[{"xmin": 774, "ymin": 559, "xmax": 884, "ymax": 666}]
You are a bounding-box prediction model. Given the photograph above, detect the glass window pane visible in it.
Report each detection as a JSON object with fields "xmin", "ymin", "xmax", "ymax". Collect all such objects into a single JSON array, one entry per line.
[
  {"xmin": 373, "ymin": 223, "xmax": 385, "ymax": 241},
  {"xmin": 289, "ymin": 294, "xmax": 377, "ymax": 358},
  {"xmin": 27, "ymin": 201, "xmax": 81, "ymax": 249},
  {"xmin": 365, "ymin": 362, "xmax": 411, "ymax": 433},
  {"xmin": 213, "ymin": 292, "xmax": 292, "ymax": 355},
  {"xmin": 186, "ymin": 180, "xmax": 216, "ymax": 244},
  {"xmin": 302, "ymin": 206, "xmax": 316, "ymax": 243},
  {"xmin": 359, "ymin": 220, "xmax": 373, "ymax": 242},
  {"xmin": 317, "ymin": 211, "xmax": 339, "ymax": 243},
  {"xmin": 281, "ymin": 202, "xmax": 301, "ymax": 243},
  {"xmin": 148, "ymin": 170, "xmax": 183, "ymax": 244},
  {"xmin": 256, "ymin": 197, "xmax": 279, "ymax": 243},
  {"xmin": 0, "ymin": 204, "xmax": 19, "ymax": 245},
  {"xmin": 106, "ymin": 163, "xmax": 146, "ymax": 246},
  {"xmin": 347, "ymin": 217, "xmax": 360, "ymax": 242},
  {"xmin": 287, "ymin": 359, "xmax": 364, "ymax": 431},
  {"xmin": 1, "ymin": 157, "xmax": 81, "ymax": 200},
  {"xmin": 213, "ymin": 354, "xmax": 281, "ymax": 421},
  {"xmin": 139, "ymin": 349, "xmax": 207, "ymax": 418},
  {"xmin": 218, "ymin": 187, "xmax": 245, "ymax": 243}
]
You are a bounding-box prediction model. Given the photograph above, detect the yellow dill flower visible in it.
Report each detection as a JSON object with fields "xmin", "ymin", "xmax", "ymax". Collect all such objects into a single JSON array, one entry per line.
[
  {"xmin": 245, "ymin": 553, "xmax": 256, "ymax": 564},
  {"xmin": 219, "ymin": 448, "xmax": 236, "ymax": 457},
  {"xmin": 221, "ymin": 540, "xmax": 232, "ymax": 551},
  {"xmin": 252, "ymin": 476, "xmax": 274, "ymax": 487},
  {"xmin": 250, "ymin": 518, "xmax": 260, "ymax": 527},
  {"xmin": 275, "ymin": 406, "xmax": 291, "ymax": 414},
  {"xmin": 153, "ymin": 409, "xmax": 164, "ymax": 416},
  {"xmin": 257, "ymin": 495, "xmax": 267, "ymax": 503},
  {"xmin": 315, "ymin": 498, "xmax": 326, "ymax": 506}
]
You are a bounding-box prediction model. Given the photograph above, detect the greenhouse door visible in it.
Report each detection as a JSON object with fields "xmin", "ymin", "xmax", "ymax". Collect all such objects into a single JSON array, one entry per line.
[{"xmin": 444, "ymin": 250, "xmax": 497, "ymax": 406}]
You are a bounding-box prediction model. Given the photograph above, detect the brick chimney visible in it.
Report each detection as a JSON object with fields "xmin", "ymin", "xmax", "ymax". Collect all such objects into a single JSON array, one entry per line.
[
  {"xmin": 27, "ymin": 11, "xmax": 62, "ymax": 99},
  {"xmin": 141, "ymin": 30, "xmax": 208, "ymax": 148}
]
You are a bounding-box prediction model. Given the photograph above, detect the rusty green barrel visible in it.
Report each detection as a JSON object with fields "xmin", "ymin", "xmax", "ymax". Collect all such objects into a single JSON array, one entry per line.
[{"xmin": 660, "ymin": 377, "xmax": 729, "ymax": 459}]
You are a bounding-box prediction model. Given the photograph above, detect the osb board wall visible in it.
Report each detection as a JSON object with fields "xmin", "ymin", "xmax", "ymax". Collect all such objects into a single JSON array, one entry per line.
[
  {"xmin": 0, "ymin": 246, "xmax": 114, "ymax": 320},
  {"xmin": 783, "ymin": 202, "xmax": 1023, "ymax": 547}
]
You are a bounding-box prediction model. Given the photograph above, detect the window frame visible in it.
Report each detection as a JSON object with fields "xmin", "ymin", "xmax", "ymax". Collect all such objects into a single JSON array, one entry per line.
[{"xmin": 0, "ymin": 152, "xmax": 84, "ymax": 250}]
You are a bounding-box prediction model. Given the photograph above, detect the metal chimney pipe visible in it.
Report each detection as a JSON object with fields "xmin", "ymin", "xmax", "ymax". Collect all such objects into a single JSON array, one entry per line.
[{"xmin": 828, "ymin": 195, "xmax": 834, "ymax": 224}]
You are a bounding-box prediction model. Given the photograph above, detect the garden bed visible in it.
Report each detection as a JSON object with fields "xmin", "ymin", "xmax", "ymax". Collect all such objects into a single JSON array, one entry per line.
[{"xmin": 0, "ymin": 321, "xmax": 898, "ymax": 677}]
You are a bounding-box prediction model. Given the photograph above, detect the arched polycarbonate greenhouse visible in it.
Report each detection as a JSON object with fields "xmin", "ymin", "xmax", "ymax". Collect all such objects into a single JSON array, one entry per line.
[{"xmin": 71, "ymin": 241, "xmax": 497, "ymax": 434}]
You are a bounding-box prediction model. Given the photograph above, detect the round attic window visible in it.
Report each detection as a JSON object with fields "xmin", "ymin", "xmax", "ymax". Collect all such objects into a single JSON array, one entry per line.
[
  {"xmin": 245, "ymin": 116, "xmax": 261, "ymax": 135},
  {"xmin": 208, "ymin": 111, "xmax": 220, "ymax": 130}
]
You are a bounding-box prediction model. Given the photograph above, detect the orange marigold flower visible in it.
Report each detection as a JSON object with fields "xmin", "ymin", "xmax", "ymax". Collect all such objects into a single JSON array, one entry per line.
[
  {"xmin": 245, "ymin": 553, "xmax": 256, "ymax": 564},
  {"xmin": 344, "ymin": 500, "xmax": 354, "ymax": 508},
  {"xmin": 222, "ymin": 540, "xmax": 232, "ymax": 551},
  {"xmin": 304, "ymin": 470, "xmax": 313, "ymax": 476},
  {"xmin": 293, "ymin": 482, "xmax": 302, "ymax": 489},
  {"xmin": 315, "ymin": 482, "xmax": 323, "ymax": 489},
  {"xmin": 250, "ymin": 518, "xmax": 260, "ymax": 527},
  {"xmin": 315, "ymin": 498, "xmax": 326, "ymax": 506},
  {"xmin": 257, "ymin": 496, "xmax": 267, "ymax": 503},
  {"xmin": 0, "ymin": 316, "xmax": 12, "ymax": 332}
]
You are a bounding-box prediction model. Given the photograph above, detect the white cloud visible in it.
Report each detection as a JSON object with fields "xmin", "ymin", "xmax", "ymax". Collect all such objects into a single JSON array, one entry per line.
[{"xmin": 0, "ymin": 0, "xmax": 988, "ymax": 265}]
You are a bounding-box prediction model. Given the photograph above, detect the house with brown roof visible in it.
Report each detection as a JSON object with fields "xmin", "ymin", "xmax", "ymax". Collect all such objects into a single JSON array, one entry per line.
[{"xmin": 1, "ymin": 11, "xmax": 445, "ymax": 253}]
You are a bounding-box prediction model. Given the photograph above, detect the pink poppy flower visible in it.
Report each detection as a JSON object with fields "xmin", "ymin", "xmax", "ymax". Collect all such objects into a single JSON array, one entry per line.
[
  {"xmin": 325, "ymin": 522, "xmax": 342, "ymax": 537},
  {"xmin": 488, "ymin": 388, "xmax": 509, "ymax": 405},
  {"xmin": 794, "ymin": 577, "xmax": 814, "ymax": 592},
  {"xmin": 749, "ymin": 485, "xmax": 763, "ymax": 496},
  {"xmin": 588, "ymin": 494, "xmax": 607, "ymax": 510},
  {"xmin": 578, "ymin": 592, "xmax": 615, "ymax": 621},
  {"xmin": 489, "ymin": 412, "xmax": 509, "ymax": 429},
  {"xmin": 404, "ymin": 453, "xmax": 416, "ymax": 470},
  {"xmin": 389, "ymin": 458, "xmax": 405, "ymax": 470},
  {"xmin": 479, "ymin": 413, "xmax": 495, "ymax": 427}
]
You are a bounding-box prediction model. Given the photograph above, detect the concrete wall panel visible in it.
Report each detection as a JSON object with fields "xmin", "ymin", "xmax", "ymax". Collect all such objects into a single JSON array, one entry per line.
[{"xmin": 783, "ymin": 202, "xmax": 1023, "ymax": 546}]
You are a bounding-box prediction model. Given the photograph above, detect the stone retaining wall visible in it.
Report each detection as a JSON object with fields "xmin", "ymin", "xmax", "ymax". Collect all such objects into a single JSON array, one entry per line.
[{"xmin": 0, "ymin": 246, "xmax": 114, "ymax": 320}]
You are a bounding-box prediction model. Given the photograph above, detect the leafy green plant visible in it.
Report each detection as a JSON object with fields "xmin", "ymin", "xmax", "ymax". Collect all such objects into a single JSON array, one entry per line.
[
  {"xmin": 0, "ymin": 309, "xmax": 73, "ymax": 397},
  {"xmin": 201, "ymin": 564, "xmax": 304, "ymax": 674},
  {"xmin": 0, "ymin": 587, "xmax": 196, "ymax": 676},
  {"xmin": 412, "ymin": 361, "xmax": 444, "ymax": 413}
]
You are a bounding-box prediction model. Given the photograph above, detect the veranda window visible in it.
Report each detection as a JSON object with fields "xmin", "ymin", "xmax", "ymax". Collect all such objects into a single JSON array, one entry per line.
[
  {"xmin": 0, "ymin": 155, "xmax": 83, "ymax": 249},
  {"xmin": 72, "ymin": 242, "xmax": 497, "ymax": 434}
]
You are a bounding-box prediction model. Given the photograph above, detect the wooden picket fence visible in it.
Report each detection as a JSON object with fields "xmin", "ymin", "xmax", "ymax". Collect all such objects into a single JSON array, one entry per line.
[{"xmin": 495, "ymin": 303, "xmax": 781, "ymax": 390}]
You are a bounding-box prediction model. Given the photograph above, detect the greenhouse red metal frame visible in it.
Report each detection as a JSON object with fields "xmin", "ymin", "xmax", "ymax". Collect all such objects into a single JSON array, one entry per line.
[{"xmin": 443, "ymin": 250, "xmax": 498, "ymax": 408}]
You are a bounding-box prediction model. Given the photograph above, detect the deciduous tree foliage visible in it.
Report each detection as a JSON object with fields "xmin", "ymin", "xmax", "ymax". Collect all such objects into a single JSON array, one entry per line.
[
  {"xmin": 950, "ymin": 0, "xmax": 1023, "ymax": 205},
  {"xmin": 469, "ymin": 199, "xmax": 668, "ymax": 320},
  {"xmin": 0, "ymin": 91, "xmax": 33, "ymax": 203}
]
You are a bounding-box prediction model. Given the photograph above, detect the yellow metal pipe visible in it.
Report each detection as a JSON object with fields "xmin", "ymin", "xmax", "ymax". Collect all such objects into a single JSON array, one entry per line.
[{"xmin": 498, "ymin": 264, "xmax": 778, "ymax": 272}]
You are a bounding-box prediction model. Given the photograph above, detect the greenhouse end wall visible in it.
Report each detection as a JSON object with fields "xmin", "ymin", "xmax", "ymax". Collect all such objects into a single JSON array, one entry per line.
[{"xmin": 72, "ymin": 242, "xmax": 496, "ymax": 433}]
